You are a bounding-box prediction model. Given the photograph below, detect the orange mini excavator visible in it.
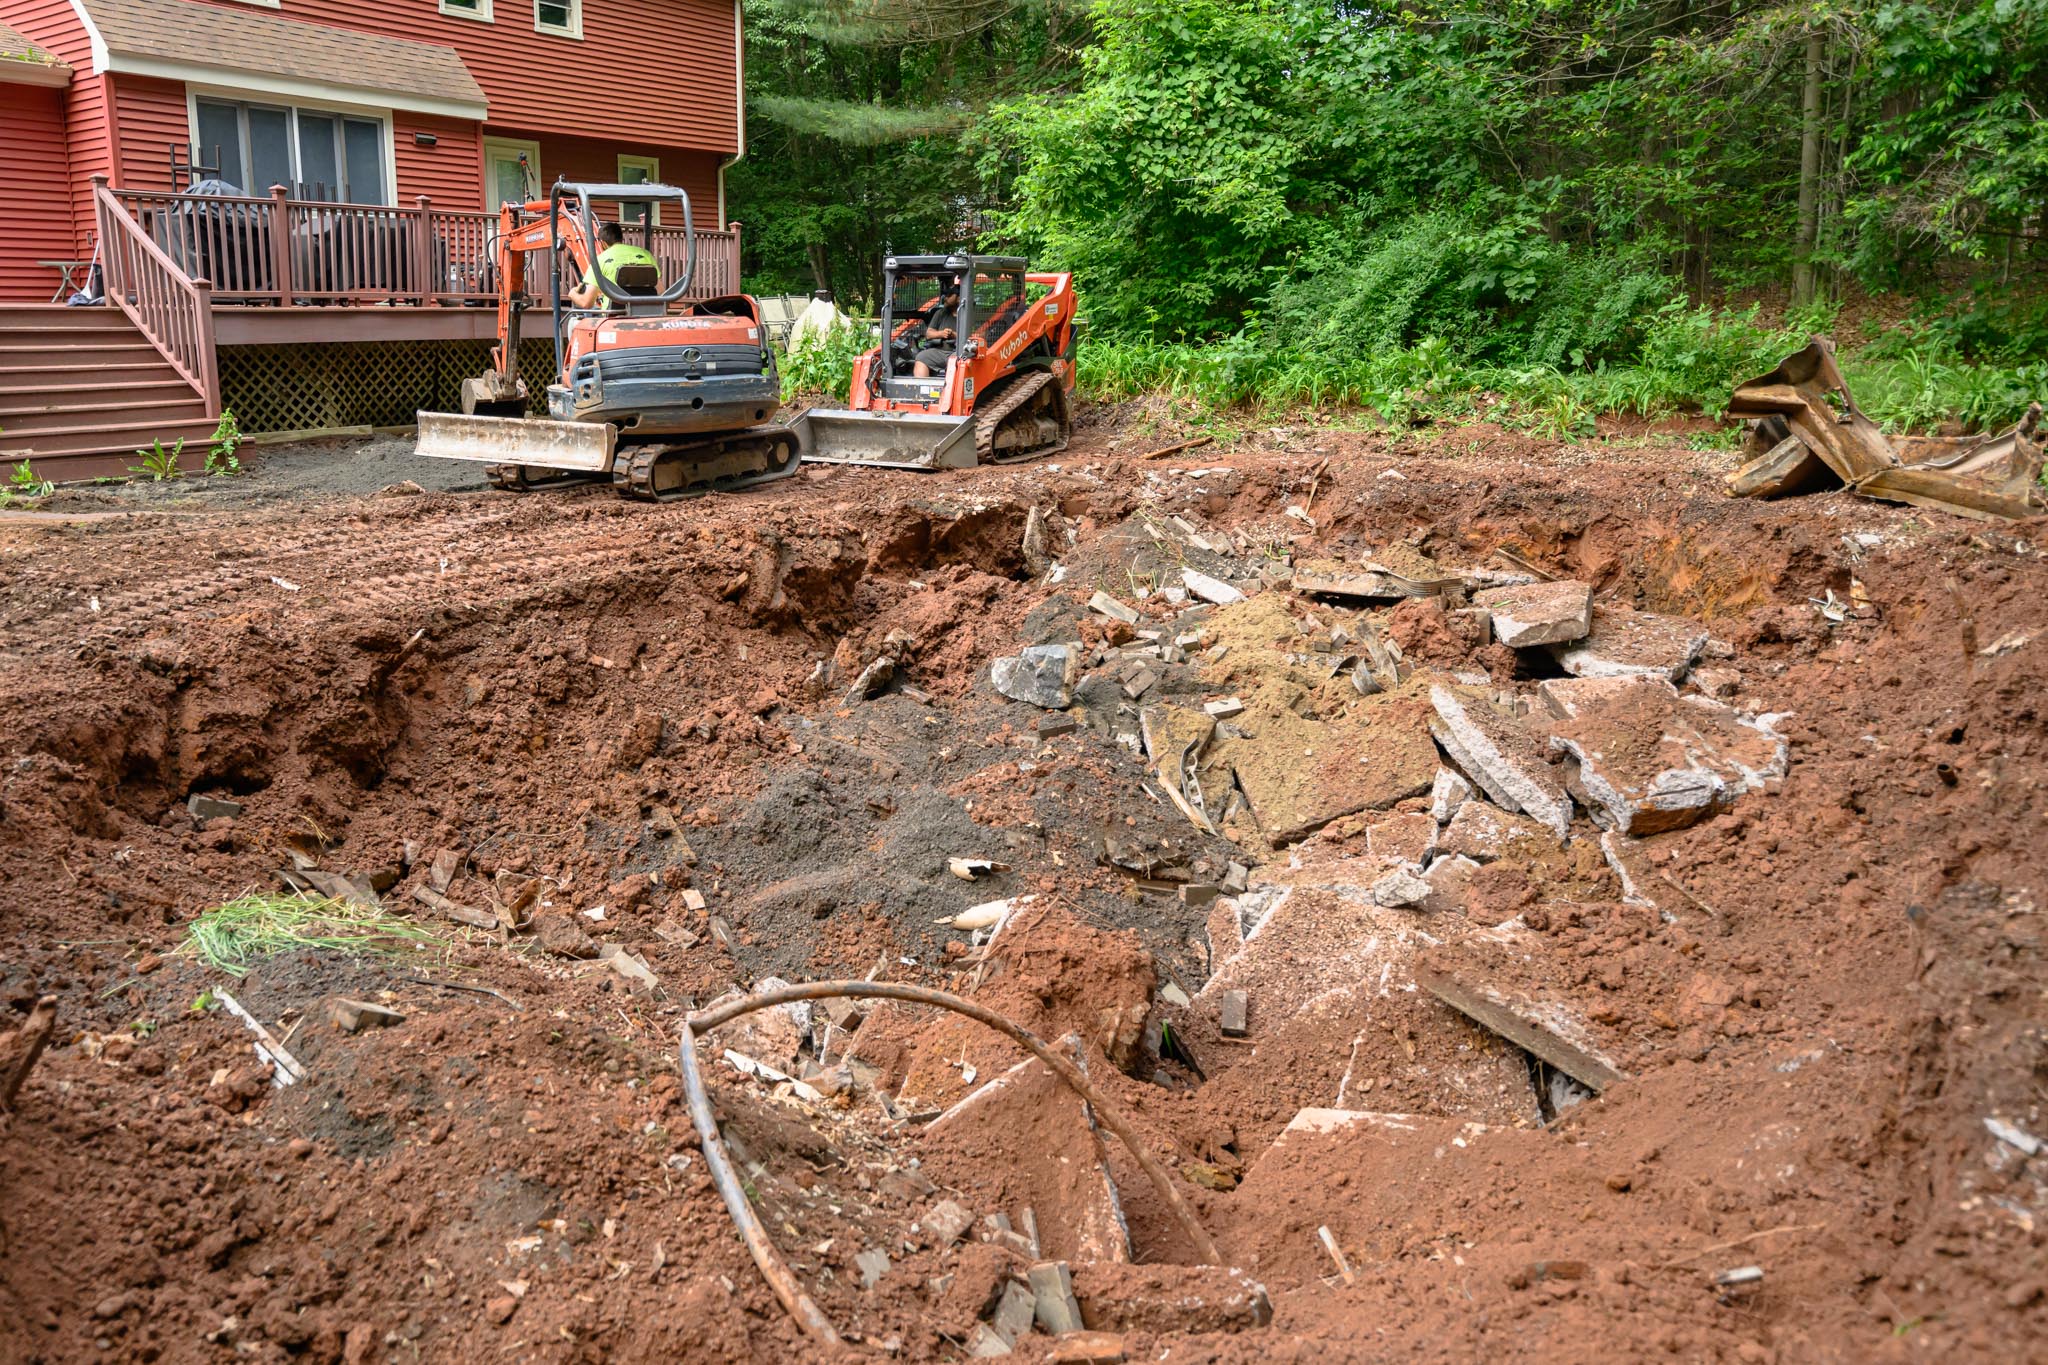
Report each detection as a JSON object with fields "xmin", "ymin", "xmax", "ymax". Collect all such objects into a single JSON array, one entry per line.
[
  {"xmin": 416, "ymin": 180, "xmax": 799, "ymax": 499},
  {"xmin": 790, "ymin": 254, "xmax": 1078, "ymax": 469}
]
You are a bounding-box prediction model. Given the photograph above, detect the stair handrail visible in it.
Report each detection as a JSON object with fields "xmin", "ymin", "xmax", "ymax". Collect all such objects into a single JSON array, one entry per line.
[{"xmin": 91, "ymin": 175, "xmax": 221, "ymax": 417}]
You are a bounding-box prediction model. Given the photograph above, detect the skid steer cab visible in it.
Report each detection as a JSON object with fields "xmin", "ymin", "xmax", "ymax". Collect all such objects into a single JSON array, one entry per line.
[
  {"xmin": 417, "ymin": 180, "xmax": 799, "ymax": 502},
  {"xmin": 790, "ymin": 254, "xmax": 1078, "ymax": 470}
]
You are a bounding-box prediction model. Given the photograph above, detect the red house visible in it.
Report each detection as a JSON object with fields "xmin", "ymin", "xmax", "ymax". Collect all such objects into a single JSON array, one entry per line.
[{"xmin": 0, "ymin": 0, "xmax": 747, "ymax": 475}]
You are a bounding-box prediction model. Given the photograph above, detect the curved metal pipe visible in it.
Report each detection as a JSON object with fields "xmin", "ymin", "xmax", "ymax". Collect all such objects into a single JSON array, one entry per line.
[
  {"xmin": 677, "ymin": 1017, "xmax": 841, "ymax": 1346},
  {"xmin": 680, "ymin": 981, "xmax": 1221, "ymax": 1327}
]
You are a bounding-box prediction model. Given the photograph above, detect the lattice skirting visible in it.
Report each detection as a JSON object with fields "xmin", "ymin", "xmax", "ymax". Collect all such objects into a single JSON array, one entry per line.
[{"xmin": 218, "ymin": 339, "xmax": 559, "ymax": 433}]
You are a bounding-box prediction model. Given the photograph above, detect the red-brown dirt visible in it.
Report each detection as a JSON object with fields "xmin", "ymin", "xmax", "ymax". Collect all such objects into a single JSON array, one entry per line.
[{"xmin": 1, "ymin": 408, "xmax": 2044, "ymax": 1363}]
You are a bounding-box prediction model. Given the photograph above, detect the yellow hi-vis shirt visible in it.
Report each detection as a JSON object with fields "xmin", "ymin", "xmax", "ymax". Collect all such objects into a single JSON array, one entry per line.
[{"xmin": 581, "ymin": 242, "xmax": 657, "ymax": 309}]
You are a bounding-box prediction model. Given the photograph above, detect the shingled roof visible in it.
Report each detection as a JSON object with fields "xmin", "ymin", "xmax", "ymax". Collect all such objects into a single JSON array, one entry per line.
[
  {"xmin": 0, "ymin": 17, "xmax": 73, "ymax": 85},
  {"xmin": 76, "ymin": 0, "xmax": 486, "ymax": 116}
]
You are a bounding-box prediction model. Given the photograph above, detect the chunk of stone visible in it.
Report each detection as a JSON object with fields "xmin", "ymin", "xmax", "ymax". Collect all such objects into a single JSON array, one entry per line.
[
  {"xmin": 1088, "ymin": 591, "xmax": 1140, "ymax": 625},
  {"xmin": 968, "ymin": 1324, "xmax": 1014, "ymax": 1357},
  {"xmin": 1429, "ymin": 767, "xmax": 1473, "ymax": 825},
  {"xmin": 1550, "ymin": 603, "xmax": 1710, "ymax": 682},
  {"xmin": 1203, "ymin": 696, "xmax": 1245, "ymax": 719},
  {"xmin": 1428, "ymin": 685, "xmax": 1572, "ymax": 839},
  {"xmin": 1181, "ymin": 568, "xmax": 1244, "ymax": 605},
  {"xmin": 1472, "ymin": 579, "xmax": 1594, "ymax": 648},
  {"xmin": 991, "ymin": 1279, "xmax": 1038, "ymax": 1343},
  {"xmin": 1371, "ymin": 866, "xmax": 1433, "ymax": 909},
  {"xmin": 329, "ymin": 998, "xmax": 405, "ymax": 1033},
  {"xmin": 1038, "ymin": 714, "xmax": 1080, "ymax": 739},
  {"xmin": 1050, "ymin": 1332, "xmax": 1127, "ymax": 1364},
  {"xmin": 992, "ymin": 643, "xmax": 1081, "ymax": 709},
  {"xmin": 1690, "ymin": 666, "xmax": 1743, "ymax": 699},
  {"xmin": 1536, "ymin": 674, "xmax": 1657, "ymax": 721},
  {"xmin": 1421, "ymin": 853, "xmax": 1482, "ymax": 914},
  {"xmin": 1029, "ymin": 1262, "xmax": 1084, "ymax": 1334},
  {"xmin": 856, "ymin": 1247, "xmax": 892, "ymax": 1289},
  {"xmin": 187, "ymin": 793, "xmax": 243, "ymax": 825},
  {"xmin": 534, "ymin": 913, "xmax": 599, "ymax": 960},
  {"xmin": 1218, "ymin": 990, "xmax": 1249, "ymax": 1037},
  {"xmin": 925, "ymin": 1199, "xmax": 975, "ymax": 1247},
  {"xmin": 1069, "ymin": 1263, "xmax": 1273, "ymax": 1335},
  {"xmin": 1218, "ymin": 690, "xmax": 1437, "ymax": 844},
  {"xmin": 1548, "ymin": 678, "xmax": 1789, "ymax": 835}
]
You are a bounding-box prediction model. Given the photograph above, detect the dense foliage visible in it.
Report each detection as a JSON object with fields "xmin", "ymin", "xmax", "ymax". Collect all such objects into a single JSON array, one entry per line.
[{"xmin": 740, "ymin": 0, "xmax": 2048, "ymax": 425}]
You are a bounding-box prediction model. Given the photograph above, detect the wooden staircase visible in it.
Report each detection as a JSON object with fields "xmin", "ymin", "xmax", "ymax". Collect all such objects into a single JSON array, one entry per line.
[{"xmin": 0, "ymin": 304, "xmax": 218, "ymax": 482}]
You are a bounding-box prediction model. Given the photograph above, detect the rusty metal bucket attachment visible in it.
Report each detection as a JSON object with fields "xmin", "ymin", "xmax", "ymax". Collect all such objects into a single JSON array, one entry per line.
[
  {"xmin": 415, "ymin": 411, "xmax": 617, "ymax": 472},
  {"xmin": 787, "ymin": 407, "xmax": 979, "ymax": 470}
]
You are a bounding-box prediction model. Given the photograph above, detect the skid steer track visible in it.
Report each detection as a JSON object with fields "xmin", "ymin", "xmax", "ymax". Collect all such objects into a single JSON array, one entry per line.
[
  {"xmin": 974, "ymin": 370, "xmax": 1071, "ymax": 464},
  {"xmin": 617, "ymin": 425, "xmax": 804, "ymax": 502}
]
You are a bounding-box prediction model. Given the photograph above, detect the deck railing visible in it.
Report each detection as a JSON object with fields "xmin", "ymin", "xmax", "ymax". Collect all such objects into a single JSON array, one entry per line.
[
  {"xmin": 91, "ymin": 176, "xmax": 221, "ymax": 414},
  {"xmin": 106, "ymin": 184, "xmax": 743, "ymax": 308}
]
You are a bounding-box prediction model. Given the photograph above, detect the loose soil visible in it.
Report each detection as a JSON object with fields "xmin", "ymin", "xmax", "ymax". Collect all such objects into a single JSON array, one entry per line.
[{"xmin": 1, "ymin": 403, "xmax": 2044, "ymax": 1363}]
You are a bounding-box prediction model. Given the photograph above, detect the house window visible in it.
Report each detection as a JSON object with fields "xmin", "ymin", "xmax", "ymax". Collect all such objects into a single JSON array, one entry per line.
[
  {"xmin": 440, "ymin": 0, "xmax": 492, "ymax": 19},
  {"xmin": 484, "ymin": 137, "xmax": 542, "ymax": 212},
  {"xmin": 535, "ymin": 0, "xmax": 581, "ymax": 38},
  {"xmin": 617, "ymin": 155, "xmax": 659, "ymax": 225},
  {"xmin": 194, "ymin": 98, "xmax": 389, "ymax": 203}
]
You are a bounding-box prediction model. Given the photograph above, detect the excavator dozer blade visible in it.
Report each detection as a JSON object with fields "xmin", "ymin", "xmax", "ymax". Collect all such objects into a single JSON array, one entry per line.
[
  {"xmin": 415, "ymin": 411, "xmax": 617, "ymax": 472},
  {"xmin": 788, "ymin": 407, "xmax": 979, "ymax": 471}
]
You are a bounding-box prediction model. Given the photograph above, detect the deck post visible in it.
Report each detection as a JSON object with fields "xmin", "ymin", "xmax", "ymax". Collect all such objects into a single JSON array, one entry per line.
[
  {"xmin": 728, "ymin": 221, "xmax": 742, "ymax": 296},
  {"xmin": 268, "ymin": 184, "xmax": 294, "ymax": 305},
  {"xmin": 414, "ymin": 195, "xmax": 435, "ymax": 305}
]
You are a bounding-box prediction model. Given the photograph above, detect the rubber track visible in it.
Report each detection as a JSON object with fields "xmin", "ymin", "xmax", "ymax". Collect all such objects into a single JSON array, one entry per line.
[{"xmin": 973, "ymin": 369, "xmax": 1070, "ymax": 463}]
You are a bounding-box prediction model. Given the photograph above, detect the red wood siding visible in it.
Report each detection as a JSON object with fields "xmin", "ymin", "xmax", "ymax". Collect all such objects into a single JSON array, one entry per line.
[
  {"xmin": 0, "ymin": 83, "xmax": 77, "ymax": 301},
  {"xmin": 3, "ymin": 0, "xmax": 108, "ymax": 254},
  {"xmin": 187, "ymin": 0, "xmax": 738, "ymax": 152},
  {"xmin": 395, "ymin": 113, "xmax": 484, "ymax": 206},
  {"xmin": 534, "ymin": 135, "xmax": 723, "ymax": 225},
  {"xmin": 112, "ymin": 75, "xmax": 190, "ymax": 190}
]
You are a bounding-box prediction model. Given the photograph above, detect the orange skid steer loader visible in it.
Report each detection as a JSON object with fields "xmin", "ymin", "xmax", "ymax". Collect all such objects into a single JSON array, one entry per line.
[
  {"xmin": 790, "ymin": 254, "xmax": 1078, "ymax": 469},
  {"xmin": 416, "ymin": 180, "xmax": 798, "ymax": 500}
]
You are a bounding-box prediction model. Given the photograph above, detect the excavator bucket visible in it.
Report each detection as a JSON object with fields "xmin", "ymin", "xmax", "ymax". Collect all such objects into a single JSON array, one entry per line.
[
  {"xmin": 415, "ymin": 411, "xmax": 617, "ymax": 472},
  {"xmin": 787, "ymin": 407, "xmax": 979, "ymax": 471}
]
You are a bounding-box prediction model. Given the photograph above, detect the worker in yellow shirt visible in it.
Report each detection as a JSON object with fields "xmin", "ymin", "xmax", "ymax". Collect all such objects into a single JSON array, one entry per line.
[{"xmin": 568, "ymin": 221, "xmax": 656, "ymax": 310}]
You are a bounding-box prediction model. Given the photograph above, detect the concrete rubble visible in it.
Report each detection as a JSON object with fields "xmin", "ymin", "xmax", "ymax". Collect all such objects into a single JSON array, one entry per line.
[
  {"xmin": 1472, "ymin": 579, "xmax": 1593, "ymax": 647},
  {"xmin": 1428, "ymin": 685, "xmax": 1573, "ymax": 839},
  {"xmin": 992, "ymin": 642, "xmax": 1082, "ymax": 708},
  {"xmin": 1550, "ymin": 603, "xmax": 1710, "ymax": 682}
]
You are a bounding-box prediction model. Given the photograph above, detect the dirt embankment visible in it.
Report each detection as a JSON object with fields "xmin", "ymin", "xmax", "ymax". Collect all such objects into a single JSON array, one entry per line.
[{"xmin": 1, "ymin": 413, "xmax": 2044, "ymax": 1363}]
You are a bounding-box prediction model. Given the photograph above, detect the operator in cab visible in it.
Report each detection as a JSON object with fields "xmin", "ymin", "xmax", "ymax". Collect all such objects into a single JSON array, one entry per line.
[
  {"xmin": 568, "ymin": 221, "xmax": 656, "ymax": 311},
  {"xmin": 911, "ymin": 280, "xmax": 963, "ymax": 377}
]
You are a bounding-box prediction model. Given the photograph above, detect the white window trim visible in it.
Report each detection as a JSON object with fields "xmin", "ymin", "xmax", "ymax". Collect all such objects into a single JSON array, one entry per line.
[
  {"xmin": 483, "ymin": 136, "xmax": 544, "ymax": 212},
  {"xmin": 617, "ymin": 154, "xmax": 660, "ymax": 225},
  {"xmin": 184, "ymin": 86, "xmax": 398, "ymax": 206},
  {"xmin": 534, "ymin": 0, "xmax": 583, "ymax": 40},
  {"xmin": 439, "ymin": 0, "xmax": 493, "ymax": 21}
]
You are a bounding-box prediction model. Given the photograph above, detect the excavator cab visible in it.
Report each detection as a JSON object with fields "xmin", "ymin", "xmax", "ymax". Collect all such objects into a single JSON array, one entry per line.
[{"xmin": 415, "ymin": 180, "xmax": 799, "ymax": 500}]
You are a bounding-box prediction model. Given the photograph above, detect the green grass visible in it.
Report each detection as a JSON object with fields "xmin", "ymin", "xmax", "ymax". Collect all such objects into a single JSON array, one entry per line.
[{"xmin": 179, "ymin": 893, "xmax": 439, "ymax": 977}]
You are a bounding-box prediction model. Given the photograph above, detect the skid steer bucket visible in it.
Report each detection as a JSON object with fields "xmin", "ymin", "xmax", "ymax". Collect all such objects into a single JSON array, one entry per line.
[
  {"xmin": 788, "ymin": 407, "xmax": 979, "ymax": 471},
  {"xmin": 415, "ymin": 411, "xmax": 618, "ymax": 472}
]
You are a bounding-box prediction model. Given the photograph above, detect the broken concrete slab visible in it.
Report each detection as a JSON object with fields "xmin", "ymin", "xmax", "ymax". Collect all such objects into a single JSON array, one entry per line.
[
  {"xmin": 1068, "ymin": 1263, "xmax": 1273, "ymax": 1335},
  {"xmin": 1429, "ymin": 767, "xmax": 1472, "ymax": 825},
  {"xmin": 1547, "ymin": 677, "xmax": 1789, "ymax": 835},
  {"xmin": 1420, "ymin": 853, "xmax": 1481, "ymax": 914},
  {"xmin": 1472, "ymin": 580, "xmax": 1593, "ymax": 648},
  {"xmin": 1213, "ymin": 690, "xmax": 1437, "ymax": 845},
  {"xmin": 925, "ymin": 1198, "xmax": 975, "ymax": 1247},
  {"xmin": 1428, "ymin": 685, "xmax": 1572, "ymax": 839},
  {"xmin": 1088, "ymin": 591, "xmax": 1141, "ymax": 625},
  {"xmin": 1366, "ymin": 810, "xmax": 1437, "ymax": 866},
  {"xmin": 1049, "ymin": 1331, "xmax": 1126, "ymax": 1364},
  {"xmin": 1182, "ymin": 568, "xmax": 1244, "ymax": 605},
  {"xmin": 1218, "ymin": 990, "xmax": 1248, "ymax": 1037},
  {"xmin": 1030, "ymin": 1262, "xmax": 1084, "ymax": 1334},
  {"xmin": 992, "ymin": 643, "xmax": 1082, "ymax": 709},
  {"xmin": 1436, "ymin": 800, "xmax": 1554, "ymax": 863},
  {"xmin": 967, "ymin": 1324, "xmax": 1014, "ymax": 1357},
  {"xmin": 1414, "ymin": 964, "xmax": 1624, "ymax": 1093},
  {"xmin": 1203, "ymin": 696, "xmax": 1245, "ymax": 719},
  {"xmin": 920, "ymin": 1056, "xmax": 1131, "ymax": 1263},
  {"xmin": 1290, "ymin": 564, "xmax": 1405, "ymax": 600},
  {"xmin": 1536, "ymin": 673, "xmax": 1659, "ymax": 721},
  {"xmin": 991, "ymin": 1277, "xmax": 1038, "ymax": 1344},
  {"xmin": 1550, "ymin": 603, "xmax": 1710, "ymax": 683}
]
